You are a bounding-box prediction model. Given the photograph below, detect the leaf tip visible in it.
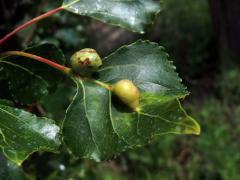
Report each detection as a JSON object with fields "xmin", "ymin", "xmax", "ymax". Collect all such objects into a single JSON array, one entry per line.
[
  {"xmin": 194, "ymin": 122, "xmax": 201, "ymax": 135},
  {"xmin": 185, "ymin": 117, "xmax": 201, "ymax": 136}
]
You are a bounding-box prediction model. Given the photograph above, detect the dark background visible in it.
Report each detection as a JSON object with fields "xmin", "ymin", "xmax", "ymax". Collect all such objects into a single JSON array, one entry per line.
[{"xmin": 1, "ymin": 0, "xmax": 240, "ymax": 179}]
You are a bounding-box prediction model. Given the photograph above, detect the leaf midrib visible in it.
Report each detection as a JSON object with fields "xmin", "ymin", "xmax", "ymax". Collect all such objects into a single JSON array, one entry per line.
[
  {"xmin": 0, "ymin": 61, "xmax": 48, "ymax": 87},
  {"xmin": 108, "ymin": 90, "xmax": 129, "ymax": 145},
  {"xmin": 79, "ymin": 80, "xmax": 101, "ymax": 155},
  {"xmin": 139, "ymin": 112, "xmax": 197, "ymax": 132}
]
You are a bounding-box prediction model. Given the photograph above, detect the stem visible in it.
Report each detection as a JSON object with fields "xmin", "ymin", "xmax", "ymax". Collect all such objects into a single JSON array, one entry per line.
[
  {"xmin": 0, "ymin": 51, "xmax": 71, "ymax": 74},
  {"xmin": 93, "ymin": 80, "xmax": 113, "ymax": 91},
  {"xmin": 0, "ymin": 0, "xmax": 82, "ymax": 45},
  {"xmin": 62, "ymin": 0, "xmax": 81, "ymax": 8},
  {"xmin": 0, "ymin": 7, "xmax": 64, "ymax": 45}
]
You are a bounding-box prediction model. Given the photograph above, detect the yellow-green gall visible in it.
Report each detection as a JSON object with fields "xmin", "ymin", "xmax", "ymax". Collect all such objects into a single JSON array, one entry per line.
[
  {"xmin": 70, "ymin": 48, "xmax": 102, "ymax": 76},
  {"xmin": 113, "ymin": 79, "xmax": 140, "ymax": 111}
]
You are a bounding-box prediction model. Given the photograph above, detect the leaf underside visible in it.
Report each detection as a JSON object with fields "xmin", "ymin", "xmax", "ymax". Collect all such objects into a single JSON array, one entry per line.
[
  {"xmin": 62, "ymin": 41, "xmax": 200, "ymax": 161},
  {"xmin": 63, "ymin": 0, "xmax": 161, "ymax": 33}
]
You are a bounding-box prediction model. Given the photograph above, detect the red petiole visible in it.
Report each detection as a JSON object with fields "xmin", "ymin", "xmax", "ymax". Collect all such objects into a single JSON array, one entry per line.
[
  {"xmin": 0, "ymin": 1, "xmax": 83, "ymax": 74},
  {"xmin": 0, "ymin": 51, "xmax": 71, "ymax": 74},
  {"xmin": 0, "ymin": 7, "xmax": 64, "ymax": 45},
  {"xmin": 0, "ymin": 0, "xmax": 81, "ymax": 45}
]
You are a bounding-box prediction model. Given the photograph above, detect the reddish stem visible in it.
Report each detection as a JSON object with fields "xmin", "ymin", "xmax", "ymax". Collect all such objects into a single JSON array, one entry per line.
[
  {"xmin": 0, "ymin": 51, "xmax": 71, "ymax": 74},
  {"xmin": 0, "ymin": 7, "xmax": 64, "ymax": 45}
]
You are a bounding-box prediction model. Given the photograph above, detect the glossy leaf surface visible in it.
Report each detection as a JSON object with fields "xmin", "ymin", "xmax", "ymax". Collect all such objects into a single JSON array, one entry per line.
[
  {"xmin": 0, "ymin": 104, "xmax": 61, "ymax": 165},
  {"xmin": 62, "ymin": 40, "xmax": 200, "ymax": 162},
  {"xmin": 63, "ymin": 0, "xmax": 161, "ymax": 33},
  {"xmin": 63, "ymin": 78, "xmax": 199, "ymax": 161},
  {"xmin": 98, "ymin": 40, "xmax": 188, "ymax": 97}
]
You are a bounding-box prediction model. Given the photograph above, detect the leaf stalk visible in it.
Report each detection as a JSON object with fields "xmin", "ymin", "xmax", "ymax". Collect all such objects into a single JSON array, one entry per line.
[
  {"xmin": 0, "ymin": 0, "xmax": 83, "ymax": 45},
  {"xmin": 0, "ymin": 51, "xmax": 71, "ymax": 74},
  {"xmin": 62, "ymin": 0, "xmax": 81, "ymax": 8},
  {"xmin": 0, "ymin": 7, "xmax": 64, "ymax": 45},
  {"xmin": 93, "ymin": 80, "xmax": 113, "ymax": 91}
]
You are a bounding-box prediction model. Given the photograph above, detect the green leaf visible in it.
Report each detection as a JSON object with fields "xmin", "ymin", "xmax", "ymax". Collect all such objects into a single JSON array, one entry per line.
[
  {"xmin": 0, "ymin": 69, "xmax": 11, "ymax": 100},
  {"xmin": 62, "ymin": 41, "xmax": 200, "ymax": 161},
  {"xmin": 98, "ymin": 40, "xmax": 188, "ymax": 98},
  {"xmin": 112, "ymin": 94, "xmax": 200, "ymax": 147},
  {"xmin": 0, "ymin": 150, "xmax": 27, "ymax": 180},
  {"xmin": 40, "ymin": 81, "xmax": 76, "ymax": 113},
  {"xmin": 63, "ymin": 0, "xmax": 161, "ymax": 33},
  {"xmin": 0, "ymin": 43, "xmax": 66, "ymax": 104},
  {"xmin": 0, "ymin": 79, "xmax": 12, "ymax": 100},
  {"xmin": 0, "ymin": 61, "xmax": 48, "ymax": 104},
  {"xmin": 0, "ymin": 104, "xmax": 61, "ymax": 165},
  {"xmin": 0, "ymin": 66, "xmax": 7, "ymax": 80},
  {"xmin": 63, "ymin": 79, "xmax": 127, "ymax": 161},
  {"xmin": 6, "ymin": 43, "xmax": 66, "ymax": 88},
  {"xmin": 62, "ymin": 78, "xmax": 200, "ymax": 161}
]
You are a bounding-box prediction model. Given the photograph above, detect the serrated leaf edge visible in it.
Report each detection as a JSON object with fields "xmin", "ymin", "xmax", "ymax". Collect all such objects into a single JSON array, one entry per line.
[{"xmin": 99, "ymin": 40, "xmax": 189, "ymax": 97}]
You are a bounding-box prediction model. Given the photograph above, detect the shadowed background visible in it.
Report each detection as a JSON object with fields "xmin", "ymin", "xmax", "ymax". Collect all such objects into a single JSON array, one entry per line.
[{"xmin": 0, "ymin": 0, "xmax": 240, "ymax": 179}]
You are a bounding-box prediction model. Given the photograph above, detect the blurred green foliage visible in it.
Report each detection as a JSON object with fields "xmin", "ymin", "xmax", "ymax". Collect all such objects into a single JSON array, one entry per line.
[
  {"xmin": 154, "ymin": 0, "xmax": 214, "ymax": 80},
  {"xmin": 217, "ymin": 63, "xmax": 240, "ymax": 105}
]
